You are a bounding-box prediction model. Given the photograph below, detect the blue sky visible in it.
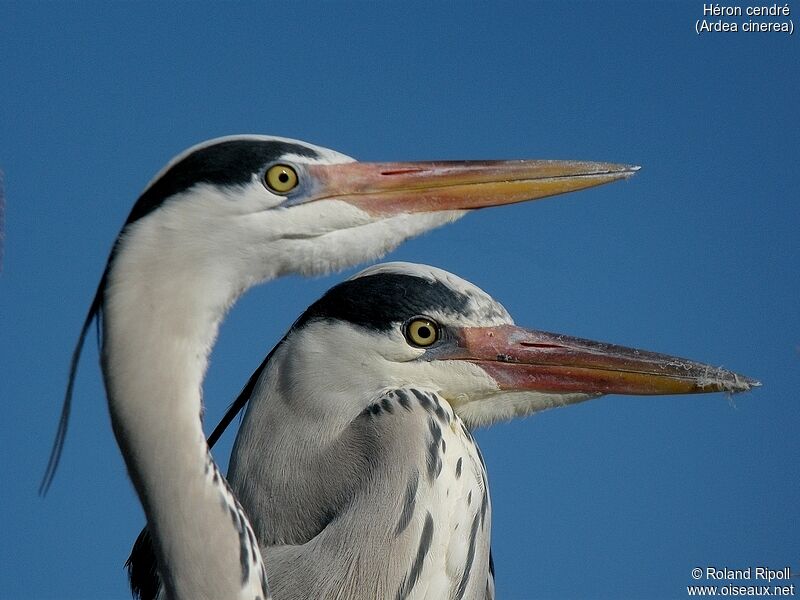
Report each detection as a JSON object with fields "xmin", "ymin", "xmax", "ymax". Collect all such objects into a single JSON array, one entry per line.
[{"xmin": 1, "ymin": 2, "xmax": 797, "ymax": 599}]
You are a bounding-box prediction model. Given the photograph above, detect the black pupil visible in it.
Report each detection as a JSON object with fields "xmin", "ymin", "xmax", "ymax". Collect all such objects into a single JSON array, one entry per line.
[
  {"xmin": 278, "ymin": 171, "xmax": 290, "ymax": 183},
  {"xmin": 417, "ymin": 325, "xmax": 432, "ymax": 339}
]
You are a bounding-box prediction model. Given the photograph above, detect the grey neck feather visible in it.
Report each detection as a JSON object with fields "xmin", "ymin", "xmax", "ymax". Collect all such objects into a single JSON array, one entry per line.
[{"xmin": 102, "ymin": 230, "xmax": 269, "ymax": 600}]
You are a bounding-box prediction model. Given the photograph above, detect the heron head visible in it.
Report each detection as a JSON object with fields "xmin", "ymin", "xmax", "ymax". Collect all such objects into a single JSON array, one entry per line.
[
  {"xmin": 277, "ymin": 262, "xmax": 758, "ymax": 430},
  {"xmin": 113, "ymin": 135, "xmax": 638, "ymax": 288}
]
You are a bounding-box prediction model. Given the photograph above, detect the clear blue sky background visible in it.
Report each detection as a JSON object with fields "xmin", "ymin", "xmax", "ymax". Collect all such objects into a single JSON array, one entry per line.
[{"xmin": 1, "ymin": 3, "xmax": 797, "ymax": 599}]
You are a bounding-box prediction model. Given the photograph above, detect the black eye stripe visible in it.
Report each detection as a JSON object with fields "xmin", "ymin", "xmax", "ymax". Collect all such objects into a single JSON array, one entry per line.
[
  {"xmin": 294, "ymin": 274, "xmax": 470, "ymax": 332},
  {"xmin": 125, "ymin": 139, "xmax": 318, "ymax": 227}
]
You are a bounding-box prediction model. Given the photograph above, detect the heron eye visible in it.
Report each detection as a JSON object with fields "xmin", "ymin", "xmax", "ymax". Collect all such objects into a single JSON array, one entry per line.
[
  {"xmin": 404, "ymin": 317, "xmax": 439, "ymax": 348},
  {"xmin": 265, "ymin": 164, "xmax": 299, "ymax": 193}
]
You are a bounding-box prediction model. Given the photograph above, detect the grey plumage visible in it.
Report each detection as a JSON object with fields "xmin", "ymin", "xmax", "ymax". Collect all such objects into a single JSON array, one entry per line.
[
  {"xmin": 45, "ymin": 135, "xmax": 644, "ymax": 599},
  {"xmin": 127, "ymin": 261, "xmax": 757, "ymax": 599},
  {"xmin": 232, "ymin": 384, "xmax": 492, "ymax": 600}
]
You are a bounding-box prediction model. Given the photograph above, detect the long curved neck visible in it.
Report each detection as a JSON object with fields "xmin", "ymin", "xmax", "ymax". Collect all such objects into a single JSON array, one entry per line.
[{"xmin": 102, "ymin": 232, "xmax": 269, "ymax": 600}]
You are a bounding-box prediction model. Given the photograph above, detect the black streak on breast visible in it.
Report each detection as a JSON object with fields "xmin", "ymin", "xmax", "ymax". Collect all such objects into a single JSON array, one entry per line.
[
  {"xmin": 411, "ymin": 388, "xmax": 435, "ymax": 412},
  {"xmin": 396, "ymin": 512, "xmax": 434, "ymax": 600},
  {"xmin": 454, "ymin": 512, "xmax": 482, "ymax": 600},
  {"xmin": 426, "ymin": 417, "xmax": 443, "ymax": 481},
  {"xmin": 395, "ymin": 469, "xmax": 420, "ymax": 537}
]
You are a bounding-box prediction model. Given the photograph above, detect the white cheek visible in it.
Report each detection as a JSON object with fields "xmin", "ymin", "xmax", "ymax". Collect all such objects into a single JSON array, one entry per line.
[
  {"xmin": 267, "ymin": 201, "xmax": 373, "ymax": 236},
  {"xmin": 376, "ymin": 330, "xmax": 426, "ymax": 362},
  {"xmin": 260, "ymin": 203, "xmax": 466, "ymax": 278}
]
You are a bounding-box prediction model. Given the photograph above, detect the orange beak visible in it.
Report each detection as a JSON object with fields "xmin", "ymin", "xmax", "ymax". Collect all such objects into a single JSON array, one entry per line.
[{"xmin": 306, "ymin": 159, "xmax": 639, "ymax": 216}]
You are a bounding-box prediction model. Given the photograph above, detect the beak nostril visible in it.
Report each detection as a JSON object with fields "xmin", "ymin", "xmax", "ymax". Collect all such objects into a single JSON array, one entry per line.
[
  {"xmin": 380, "ymin": 168, "xmax": 425, "ymax": 176},
  {"xmin": 520, "ymin": 342, "xmax": 563, "ymax": 349}
]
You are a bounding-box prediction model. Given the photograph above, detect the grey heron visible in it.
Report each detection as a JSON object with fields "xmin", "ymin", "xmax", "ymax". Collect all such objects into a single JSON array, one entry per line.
[
  {"xmin": 42, "ymin": 135, "xmax": 637, "ymax": 600},
  {"xmin": 130, "ymin": 262, "xmax": 757, "ymax": 600}
]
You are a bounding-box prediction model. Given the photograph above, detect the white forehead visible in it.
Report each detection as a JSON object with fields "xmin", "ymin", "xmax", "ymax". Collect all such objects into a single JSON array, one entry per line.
[
  {"xmin": 142, "ymin": 134, "xmax": 355, "ymax": 192},
  {"xmin": 353, "ymin": 262, "xmax": 514, "ymax": 326}
]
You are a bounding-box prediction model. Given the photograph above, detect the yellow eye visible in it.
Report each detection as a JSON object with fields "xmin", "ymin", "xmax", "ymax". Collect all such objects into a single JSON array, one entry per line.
[
  {"xmin": 264, "ymin": 164, "xmax": 299, "ymax": 193},
  {"xmin": 404, "ymin": 317, "xmax": 439, "ymax": 348}
]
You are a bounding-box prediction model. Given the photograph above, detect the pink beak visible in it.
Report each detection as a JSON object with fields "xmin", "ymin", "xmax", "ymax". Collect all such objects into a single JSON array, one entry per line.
[{"xmin": 446, "ymin": 324, "xmax": 758, "ymax": 396}]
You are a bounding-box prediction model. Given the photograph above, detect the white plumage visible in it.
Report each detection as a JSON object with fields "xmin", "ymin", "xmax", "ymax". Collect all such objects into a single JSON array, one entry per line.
[{"xmin": 42, "ymin": 136, "xmax": 647, "ymax": 599}]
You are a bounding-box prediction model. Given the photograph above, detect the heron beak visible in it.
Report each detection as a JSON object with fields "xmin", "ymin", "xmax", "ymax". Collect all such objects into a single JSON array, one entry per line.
[
  {"xmin": 306, "ymin": 160, "xmax": 639, "ymax": 216},
  {"xmin": 449, "ymin": 324, "xmax": 759, "ymax": 396}
]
